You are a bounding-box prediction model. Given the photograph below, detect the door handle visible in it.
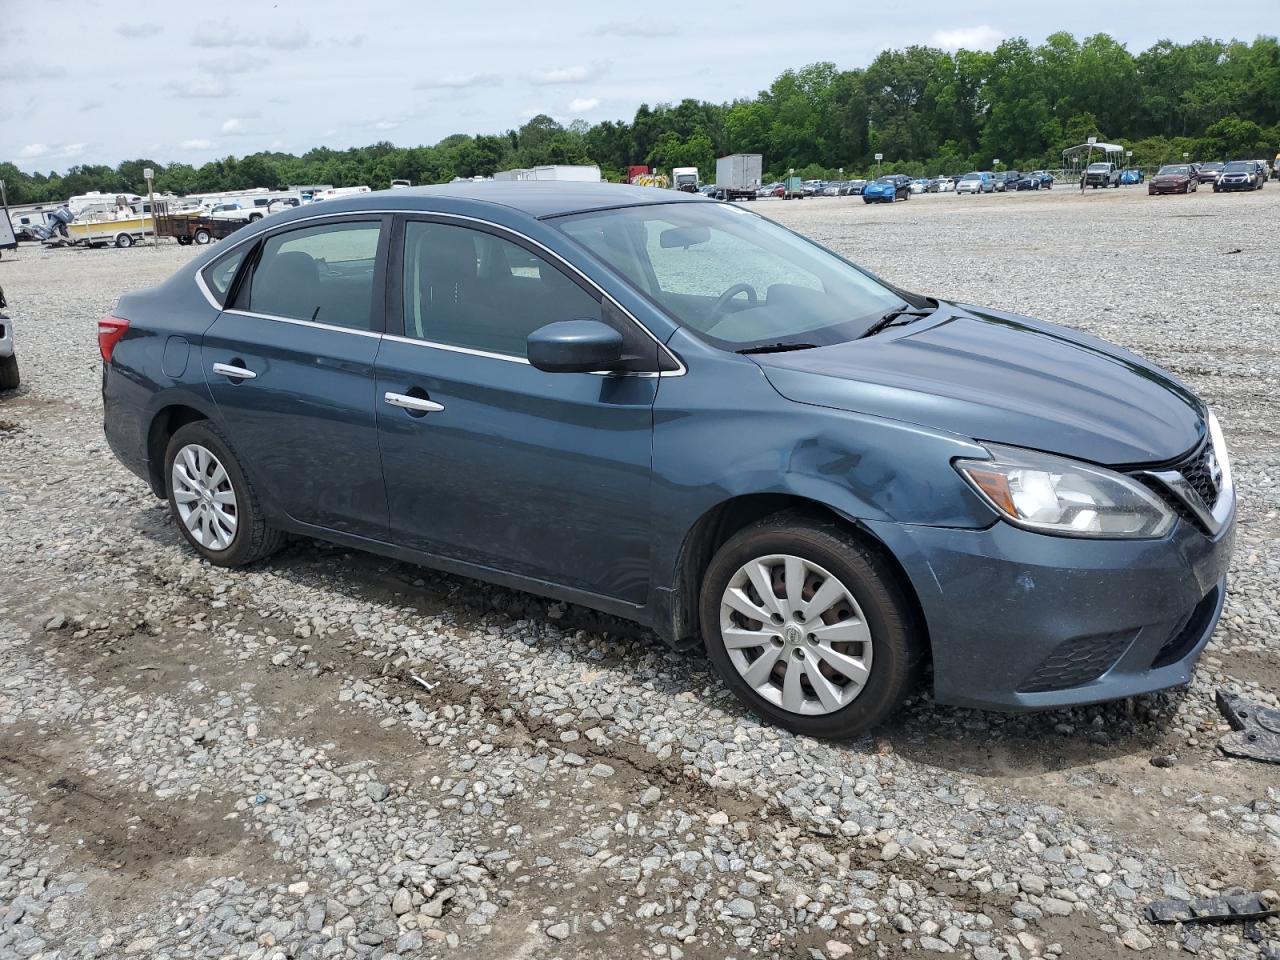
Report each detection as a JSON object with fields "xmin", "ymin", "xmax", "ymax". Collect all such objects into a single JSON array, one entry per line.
[
  {"xmin": 384, "ymin": 391, "xmax": 444, "ymax": 414},
  {"xmin": 212, "ymin": 362, "xmax": 257, "ymax": 380}
]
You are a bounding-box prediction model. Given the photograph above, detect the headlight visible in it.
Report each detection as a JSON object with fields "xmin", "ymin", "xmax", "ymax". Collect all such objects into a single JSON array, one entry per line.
[{"xmin": 955, "ymin": 444, "xmax": 1175, "ymax": 539}]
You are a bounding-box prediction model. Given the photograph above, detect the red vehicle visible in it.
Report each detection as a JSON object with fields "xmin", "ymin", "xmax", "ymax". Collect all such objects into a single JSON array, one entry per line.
[{"xmin": 1148, "ymin": 165, "xmax": 1197, "ymax": 195}]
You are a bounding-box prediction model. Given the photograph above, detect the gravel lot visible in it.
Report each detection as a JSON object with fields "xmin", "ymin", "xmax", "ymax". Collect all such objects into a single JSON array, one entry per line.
[{"xmin": 1, "ymin": 186, "xmax": 1278, "ymax": 959}]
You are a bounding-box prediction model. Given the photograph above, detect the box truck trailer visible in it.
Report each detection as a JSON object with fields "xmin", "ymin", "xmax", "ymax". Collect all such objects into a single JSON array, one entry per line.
[{"xmin": 714, "ymin": 154, "xmax": 762, "ymax": 201}]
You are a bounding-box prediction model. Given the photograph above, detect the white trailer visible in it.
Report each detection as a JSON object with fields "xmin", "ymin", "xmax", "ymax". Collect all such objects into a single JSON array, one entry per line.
[
  {"xmin": 494, "ymin": 165, "xmax": 602, "ymax": 182},
  {"xmin": 715, "ymin": 154, "xmax": 763, "ymax": 201}
]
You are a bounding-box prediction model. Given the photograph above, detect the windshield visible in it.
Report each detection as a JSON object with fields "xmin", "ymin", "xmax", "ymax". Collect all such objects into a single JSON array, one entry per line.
[
  {"xmin": 1087, "ymin": 163, "xmax": 1110, "ymax": 171},
  {"xmin": 1223, "ymin": 161, "xmax": 1253, "ymax": 172},
  {"xmin": 1201, "ymin": 162, "xmax": 1223, "ymax": 170},
  {"xmin": 960, "ymin": 173, "xmax": 980, "ymax": 180},
  {"xmin": 1158, "ymin": 165, "xmax": 1190, "ymax": 175},
  {"xmin": 554, "ymin": 202, "xmax": 904, "ymax": 351}
]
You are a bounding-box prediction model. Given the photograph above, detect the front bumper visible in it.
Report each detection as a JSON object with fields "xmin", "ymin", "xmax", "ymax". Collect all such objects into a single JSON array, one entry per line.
[
  {"xmin": 1217, "ymin": 179, "xmax": 1255, "ymax": 191},
  {"xmin": 864, "ymin": 504, "xmax": 1235, "ymax": 711}
]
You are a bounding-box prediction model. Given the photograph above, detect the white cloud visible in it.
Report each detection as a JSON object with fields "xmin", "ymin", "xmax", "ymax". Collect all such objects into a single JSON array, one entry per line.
[
  {"xmin": 198, "ymin": 54, "xmax": 268, "ymax": 75},
  {"xmin": 18, "ymin": 144, "xmax": 50, "ymax": 160},
  {"xmin": 594, "ymin": 21, "xmax": 677, "ymax": 38},
  {"xmin": 415, "ymin": 72, "xmax": 502, "ymax": 90},
  {"xmin": 373, "ymin": 120, "xmax": 401, "ymax": 130},
  {"xmin": 58, "ymin": 143, "xmax": 85, "ymax": 159},
  {"xmin": 0, "ymin": 63, "xmax": 65, "ymax": 81},
  {"xmin": 179, "ymin": 138, "xmax": 215, "ymax": 150},
  {"xmin": 116, "ymin": 22, "xmax": 162, "ymax": 39},
  {"xmin": 569, "ymin": 97, "xmax": 600, "ymax": 112},
  {"xmin": 930, "ymin": 25, "xmax": 1005, "ymax": 51},
  {"xmin": 221, "ymin": 118, "xmax": 246, "ymax": 134},
  {"xmin": 190, "ymin": 19, "xmax": 242, "ymax": 48},
  {"xmin": 529, "ymin": 62, "xmax": 609, "ymax": 85},
  {"xmin": 165, "ymin": 76, "xmax": 232, "ymax": 99},
  {"xmin": 265, "ymin": 23, "xmax": 311, "ymax": 51}
]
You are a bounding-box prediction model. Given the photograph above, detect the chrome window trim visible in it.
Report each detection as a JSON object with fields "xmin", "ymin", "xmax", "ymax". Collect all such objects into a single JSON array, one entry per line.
[
  {"xmin": 221, "ymin": 307, "xmax": 384, "ymax": 339},
  {"xmin": 380, "ymin": 333, "xmax": 662, "ymax": 379},
  {"xmin": 191, "ymin": 206, "xmax": 686, "ymax": 377}
]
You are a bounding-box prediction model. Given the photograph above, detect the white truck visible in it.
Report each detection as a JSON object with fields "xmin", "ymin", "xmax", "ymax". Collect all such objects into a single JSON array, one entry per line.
[
  {"xmin": 714, "ymin": 154, "xmax": 763, "ymax": 201},
  {"xmin": 671, "ymin": 166, "xmax": 699, "ymax": 192}
]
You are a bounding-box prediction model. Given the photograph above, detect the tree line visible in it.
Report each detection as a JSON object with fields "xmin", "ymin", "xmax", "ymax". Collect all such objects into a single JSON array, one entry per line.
[{"xmin": 3, "ymin": 31, "xmax": 1277, "ymax": 205}]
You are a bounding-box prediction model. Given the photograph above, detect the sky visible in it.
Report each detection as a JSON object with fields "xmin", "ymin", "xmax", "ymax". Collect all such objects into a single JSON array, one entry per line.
[{"xmin": 1, "ymin": 0, "xmax": 1273, "ymax": 172}]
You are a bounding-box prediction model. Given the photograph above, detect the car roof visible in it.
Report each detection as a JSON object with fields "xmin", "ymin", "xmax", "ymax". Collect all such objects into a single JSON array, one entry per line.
[{"xmin": 288, "ymin": 181, "xmax": 708, "ymax": 220}]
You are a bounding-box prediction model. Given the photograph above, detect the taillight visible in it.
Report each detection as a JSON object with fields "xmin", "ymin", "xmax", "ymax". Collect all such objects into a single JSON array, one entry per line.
[{"xmin": 98, "ymin": 316, "xmax": 129, "ymax": 363}]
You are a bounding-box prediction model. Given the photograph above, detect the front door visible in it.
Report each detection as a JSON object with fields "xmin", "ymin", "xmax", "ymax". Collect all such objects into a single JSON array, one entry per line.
[
  {"xmin": 374, "ymin": 217, "xmax": 657, "ymax": 603},
  {"xmin": 201, "ymin": 216, "xmax": 391, "ymax": 539}
]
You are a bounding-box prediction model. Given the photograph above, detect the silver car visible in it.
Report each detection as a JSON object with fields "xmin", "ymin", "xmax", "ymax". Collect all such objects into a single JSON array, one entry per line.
[{"xmin": 0, "ymin": 285, "xmax": 17, "ymax": 391}]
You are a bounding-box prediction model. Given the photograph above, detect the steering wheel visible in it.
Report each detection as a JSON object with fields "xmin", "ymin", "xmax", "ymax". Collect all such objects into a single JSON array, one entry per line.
[{"xmin": 706, "ymin": 283, "xmax": 758, "ymax": 327}]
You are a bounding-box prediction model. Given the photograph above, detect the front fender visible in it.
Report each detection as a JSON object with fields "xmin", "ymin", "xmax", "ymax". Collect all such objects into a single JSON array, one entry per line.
[{"xmin": 651, "ymin": 335, "xmax": 994, "ymax": 592}]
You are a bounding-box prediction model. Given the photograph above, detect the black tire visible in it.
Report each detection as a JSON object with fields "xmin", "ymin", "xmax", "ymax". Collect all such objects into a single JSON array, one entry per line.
[
  {"xmin": 194, "ymin": 229, "xmax": 212, "ymax": 245},
  {"xmin": 699, "ymin": 511, "xmax": 923, "ymax": 738},
  {"xmin": 164, "ymin": 419, "xmax": 286, "ymax": 567},
  {"xmin": 0, "ymin": 354, "xmax": 19, "ymax": 391},
  {"xmin": 248, "ymin": 212, "xmax": 263, "ymax": 221},
  {"xmin": 116, "ymin": 233, "xmax": 134, "ymax": 248}
]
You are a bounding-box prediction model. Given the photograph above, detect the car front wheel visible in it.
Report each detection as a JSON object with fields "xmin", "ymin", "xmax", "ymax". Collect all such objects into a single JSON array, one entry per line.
[
  {"xmin": 700, "ymin": 513, "xmax": 922, "ymax": 738},
  {"xmin": 165, "ymin": 420, "xmax": 285, "ymax": 567}
]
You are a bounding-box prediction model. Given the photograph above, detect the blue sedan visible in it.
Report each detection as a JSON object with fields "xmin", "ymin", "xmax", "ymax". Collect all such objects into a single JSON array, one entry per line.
[
  {"xmin": 862, "ymin": 175, "xmax": 912, "ymax": 202},
  {"xmin": 100, "ymin": 182, "xmax": 1235, "ymax": 738}
]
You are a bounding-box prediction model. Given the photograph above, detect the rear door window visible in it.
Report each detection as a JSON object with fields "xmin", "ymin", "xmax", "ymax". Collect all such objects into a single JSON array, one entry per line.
[{"xmin": 240, "ymin": 220, "xmax": 382, "ymax": 331}]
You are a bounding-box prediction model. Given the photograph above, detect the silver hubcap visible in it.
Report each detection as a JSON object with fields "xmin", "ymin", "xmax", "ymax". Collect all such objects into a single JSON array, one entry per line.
[
  {"xmin": 171, "ymin": 443, "xmax": 238, "ymax": 551},
  {"xmin": 719, "ymin": 554, "xmax": 873, "ymax": 716}
]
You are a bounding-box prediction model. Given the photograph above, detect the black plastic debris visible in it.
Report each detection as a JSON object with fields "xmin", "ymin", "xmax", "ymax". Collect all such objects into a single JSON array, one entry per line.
[
  {"xmin": 1216, "ymin": 689, "xmax": 1280, "ymax": 765},
  {"xmin": 1145, "ymin": 890, "xmax": 1280, "ymax": 925}
]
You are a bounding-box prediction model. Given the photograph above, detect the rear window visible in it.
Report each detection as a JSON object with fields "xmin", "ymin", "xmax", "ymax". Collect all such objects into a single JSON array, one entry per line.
[{"xmin": 201, "ymin": 245, "xmax": 250, "ymax": 305}]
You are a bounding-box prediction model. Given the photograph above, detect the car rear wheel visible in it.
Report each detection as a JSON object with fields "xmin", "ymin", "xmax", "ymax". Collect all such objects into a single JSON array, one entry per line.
[
  {"xmin": 194, "ymin": 229, "xmax": 212, "ymax": 245},
  {"xmin": 700, "ymin": 512, "xmax": 922, "ymax": 738},
  {"xmin": 165, "ymin": 420, "xmax": 285, "ymax": 567},
  {"xmin": 0, "ymin": 354, "xmax": 19, "ymax": 391}
]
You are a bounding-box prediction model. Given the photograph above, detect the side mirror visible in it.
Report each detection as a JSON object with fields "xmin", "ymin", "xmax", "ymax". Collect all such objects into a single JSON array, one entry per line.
[{"xmin": 527, "ymin": 320, "xmax": 624, "ymax": 374}]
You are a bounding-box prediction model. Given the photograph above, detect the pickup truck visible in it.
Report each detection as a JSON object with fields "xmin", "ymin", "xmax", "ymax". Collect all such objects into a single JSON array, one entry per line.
[{"xmin": 1084, "ymin": 162, "xmax": 1122, "ymax": 188}]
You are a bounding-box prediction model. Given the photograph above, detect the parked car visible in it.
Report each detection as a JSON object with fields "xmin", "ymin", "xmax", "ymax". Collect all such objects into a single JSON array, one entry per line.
[
  {"xmin": 1213, "ymin": 160, "xmax": 1264, "ymax": 192},
  {"xmin": 862, "ymin": 175, "xmax": 912, "ymax": 203},
  {"xmin": 934, "ymin": 177, "xmax": 955, "ymax": 193},
  {"xmin": 0, "ymin": 285, "xmax": 16, "ymax": 391},
  {"xmin": 801, "ymin": 180, "xmax": 825, "ymax": 197},
  {"xmin": 955, "ymin": 172, "xmax": 993, "ymax": 194},
  {"xmin": 1011, "ymin": 172, "xmax": 1045, "ymax": 191},
  {"xmin": 1250, "ymin": 160, "xmax": 1270, "ymax": 184},
  {"xmin": 1195, "ymin": 161, "xmax": 1224, "ymax": 184},
  {"xmin": 823, "ymin": 181, "xmax": 846, "ymax": 197},
  {"xmin": 268, "ymin": 197, "xmax": 302, "ymax": 214},
  {"xmin": 1083, "ymin": 162, "xmax": 1122, "ymax": 188},
  {"xmin": 1148, "ymin": 164, "xmax": 1198, "ymax": 195},
  {"xmin": 909, "ymin": 179, "xmax": 929, "ymax": 195},
  {"xmin": 1118, "ymin": 169, "xmax": 1144, "ymax": 185},
  {"xmin": 100, "ymin": 183, "xmax": 1236, "ymax": 738},
  {"xmin": 841, "ymin": 180, "xmax": 867, "ymax": 196},
  {"xmin": 1031, "ymin": 170, "xmax": 1054, "ymax": 189}
]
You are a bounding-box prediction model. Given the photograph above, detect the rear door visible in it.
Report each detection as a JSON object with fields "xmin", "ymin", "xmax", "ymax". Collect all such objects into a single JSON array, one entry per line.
[
  {"xmin": 200, "ymin": 215, "xmax": 391, "ymax": 539},
  {"xmin": 373, "ymin": 215, "xmax": 662, "ymax": 603}
]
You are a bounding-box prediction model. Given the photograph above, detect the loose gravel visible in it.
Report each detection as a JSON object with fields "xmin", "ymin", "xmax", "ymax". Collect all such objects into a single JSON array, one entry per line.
[{"xmin": 1, "ymin": 186, "xmax": 1278, "ymax": 959}]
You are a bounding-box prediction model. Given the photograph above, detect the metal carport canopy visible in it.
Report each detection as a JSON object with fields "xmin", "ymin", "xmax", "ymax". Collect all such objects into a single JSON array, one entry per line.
[{"xmin": 1062, "ymin": 142, "xmax": 1125, "ymax": 159}]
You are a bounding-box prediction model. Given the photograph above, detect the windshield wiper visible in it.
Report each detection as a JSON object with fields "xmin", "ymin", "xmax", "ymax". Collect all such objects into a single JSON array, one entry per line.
[
  {"xmin": 861, "ymin": 302, "xmax": 935, "ymax": 338},
  {"xmin": 736, "ymin": 342, "xmax": 819, "ymax": 355}
]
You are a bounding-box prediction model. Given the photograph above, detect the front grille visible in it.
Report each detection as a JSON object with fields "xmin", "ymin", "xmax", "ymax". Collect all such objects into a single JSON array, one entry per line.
[
  {"xmin": 1151, "ymin": 586, "xmax": 1219, "ymax": 669},
  {"xmin": 1017, "ymin": 630, "xmax": 1136, "ymax": 693},
  {"xmin": 1178, "ymin": 440, "xmax": 1221, "ymax": 511}
]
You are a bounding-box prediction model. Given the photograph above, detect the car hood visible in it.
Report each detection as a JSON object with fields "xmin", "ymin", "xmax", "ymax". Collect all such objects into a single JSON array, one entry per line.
[
  {"xmin": 753, "ymin": 304, "xmax": 1205, "ymax": 466},
  {"xmin": 1153, "ymin": 174, "xmax": 1188, "ymax": 182},
  {"xmin": 864, "ymin": 182, "xmax": 893, "ymax": 192}
]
